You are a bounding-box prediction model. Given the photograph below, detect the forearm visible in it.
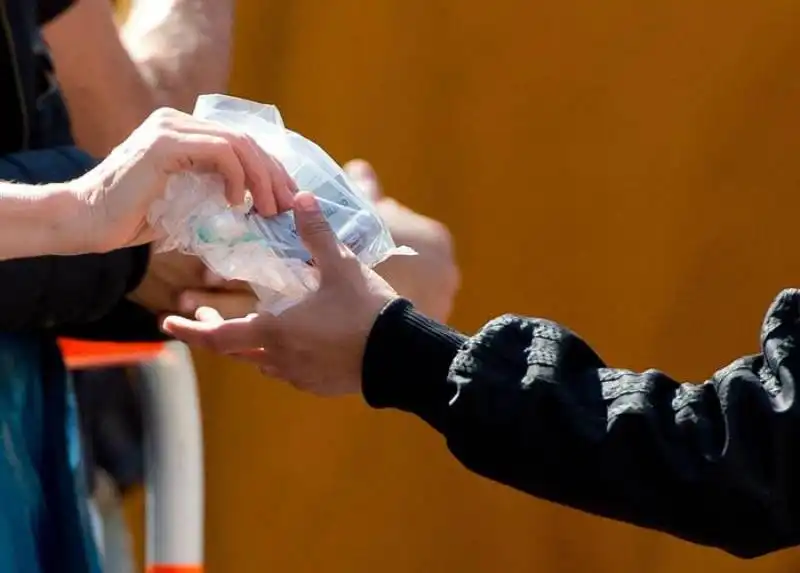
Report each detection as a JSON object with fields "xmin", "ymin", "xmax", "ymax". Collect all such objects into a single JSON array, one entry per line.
[
  {"xmin": 121, "ymin": 0, "xmax": 234, "ymax": 111},
  {"xmin": 0, "ymin": 182, "xmax": 87, "ymax": 260},
  {"xmin": 363, "ymin": 293, "xmax": 800, "ymax": 558},
  {"xmin": 44, "ymin": 0, "xmax": 234, "ymax": 156},
  {"xmin": 0, "ymin": 147, "xmax": 152, "ymax": 331}
]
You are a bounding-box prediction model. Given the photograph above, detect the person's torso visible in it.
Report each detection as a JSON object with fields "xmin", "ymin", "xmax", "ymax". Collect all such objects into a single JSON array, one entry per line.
[
  {"xmin": 0, "ymin": 2, "xmax": 99, "ymax": 572},
  {"xmin": 0, "ymin": 0, "xmax": 74, "ymax": 154}
]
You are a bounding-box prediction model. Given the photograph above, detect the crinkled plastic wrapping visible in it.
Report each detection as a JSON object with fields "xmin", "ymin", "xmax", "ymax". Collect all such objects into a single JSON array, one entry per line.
[{"xmin": 147, "ymin": 94, "xmax": 412, "ymax": 314}]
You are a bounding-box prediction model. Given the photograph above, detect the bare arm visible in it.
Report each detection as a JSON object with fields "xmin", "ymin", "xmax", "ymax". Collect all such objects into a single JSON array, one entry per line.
[
  {"xmin": 0, "ymin": 182, "xmax": 86, "ymax": 260},
  {"xmin": 43, "ymin": 0, "xmax": 234, "ymax": 156}
]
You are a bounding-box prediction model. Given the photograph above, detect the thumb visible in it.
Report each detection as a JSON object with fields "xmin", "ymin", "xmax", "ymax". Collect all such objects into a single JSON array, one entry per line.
[
  {"xmin": 161, "ymin": 311, "xmax": 265, "ymax": 354},
  {"xmin": 293, "ymin": 192, "xmax": 342, "ymax": 270}
]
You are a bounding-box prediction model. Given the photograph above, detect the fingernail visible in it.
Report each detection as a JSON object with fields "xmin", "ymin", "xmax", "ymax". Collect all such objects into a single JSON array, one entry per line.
[
  {"xmin": 160, "ymin": 316, "xmax": 176, "ymax": 334},
  {"xmin": 294, "ymin": 192, "xmax": 319, "ymax": 213}
]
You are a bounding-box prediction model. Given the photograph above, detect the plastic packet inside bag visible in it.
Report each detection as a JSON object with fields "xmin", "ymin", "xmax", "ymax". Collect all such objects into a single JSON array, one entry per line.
[{"xmin": 147, "ymin": 94, "xmax": 414, "ymax": 315}]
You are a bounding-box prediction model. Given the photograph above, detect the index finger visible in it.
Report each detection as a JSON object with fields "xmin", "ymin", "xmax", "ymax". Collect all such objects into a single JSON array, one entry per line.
[
  {"xmin": 161, "ymin": 312, "xmax": 269, "ymax": 354},
  {"xmin": 226, "ymin": 133, "xmax": 296, "ymax": 216},
  {"xmin": 168, "ymin": 118, "xmax": 295, "ymax": 216}
]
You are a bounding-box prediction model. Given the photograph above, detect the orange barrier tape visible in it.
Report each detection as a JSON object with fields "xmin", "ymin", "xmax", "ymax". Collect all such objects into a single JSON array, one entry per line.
[
  {"xmin": 146, "ymin": 567, "xmax": 203, "ymax": 573},
  {"xmin": 58, "ymin": 339, "xmax": 166, "ymax": 370}
]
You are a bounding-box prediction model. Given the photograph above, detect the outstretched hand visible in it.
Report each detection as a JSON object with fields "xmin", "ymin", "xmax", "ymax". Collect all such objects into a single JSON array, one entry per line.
[{"xmin": 162, "ymin": 192, "xmax": 397, "ymax": 396}]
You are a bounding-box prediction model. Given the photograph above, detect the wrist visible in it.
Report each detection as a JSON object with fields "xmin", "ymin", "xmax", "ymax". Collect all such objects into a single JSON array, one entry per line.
[{"xmin": 47, "ymin": 181, "xmax": 100, "ymax": 255}]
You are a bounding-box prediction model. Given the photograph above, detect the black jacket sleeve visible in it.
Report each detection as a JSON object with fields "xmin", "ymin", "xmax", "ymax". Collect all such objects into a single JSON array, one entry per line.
[
  {"xmin": 361, "ymin": 290, "xmax": 800, "ymax": 559},
  {"xmin": 0, "ymin": 147, "xmax": 164, "ymax": 341},
  {"xmin": 37, "ymin": 0, "xmax": 76, "ymax": 25}
]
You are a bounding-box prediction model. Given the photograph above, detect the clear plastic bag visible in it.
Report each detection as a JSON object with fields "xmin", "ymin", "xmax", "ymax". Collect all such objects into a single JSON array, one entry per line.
[{"xmin": 147, "ymin": 94, "xmax": 412, "ymax": 314}]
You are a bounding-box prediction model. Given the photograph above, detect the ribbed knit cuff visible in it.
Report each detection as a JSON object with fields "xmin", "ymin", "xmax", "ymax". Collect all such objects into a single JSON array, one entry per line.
[{"xmin": 362, "ymin": 298, "xmax": 467, "ymax": 429}]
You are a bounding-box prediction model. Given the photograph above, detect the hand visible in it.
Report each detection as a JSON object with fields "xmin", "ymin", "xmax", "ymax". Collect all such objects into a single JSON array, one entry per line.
[
  {"xmin": 344, "ymin": 159, "xmax": 460, "ymax": 321},
  {"xmin": 162, "ymin": 192, "xmax": 397, "ymax": 396},
  {"xmin": 72, "ymin": 107, "xmax": 296, "ymax": 253},
  {"xmin": 128, "ymin": 249, "xmax": 259, "ymax": 318}
]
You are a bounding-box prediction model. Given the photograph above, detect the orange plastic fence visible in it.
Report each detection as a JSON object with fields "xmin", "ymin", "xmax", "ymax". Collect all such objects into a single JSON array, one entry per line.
[
  {"xmin": 59, "ymin": 339, "xmax": 166, "ymax": 370},
  {"xmin": 146, "ymin": 566, "xmax": 203, "ymax": 573}
]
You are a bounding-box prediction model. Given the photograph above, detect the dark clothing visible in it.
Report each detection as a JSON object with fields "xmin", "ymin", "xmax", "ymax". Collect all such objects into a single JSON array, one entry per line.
[
  {"xmin": 0, "ymin": 333, "xmax": 100, "ymax": 573},
  {"xmin": 0, "ymin": 0, "xmax": 160, "ymax": 339},
  {"xmin": 0, "ymin": 149, "xmax": 155, "ymax": 336},
  {"xmin": 0, "ymin": 0, "xmax": 73, "ymax": 153},
  {"xmin": 0, "ymin": 2, "xmax": 158, "ymax": 572},
  {"xmin": 363, "ymin": 289, "xmax": 800, "ymax": 559},
  {"xmin": 73, "ymin": 367, "xmax": 144, "ymax": 494}
]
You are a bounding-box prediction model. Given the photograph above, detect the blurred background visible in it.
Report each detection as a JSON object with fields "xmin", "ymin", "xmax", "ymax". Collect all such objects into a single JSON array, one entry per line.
[{"xmin": 117, "ymin": 0, "xmax": 800, "ymax": 571}]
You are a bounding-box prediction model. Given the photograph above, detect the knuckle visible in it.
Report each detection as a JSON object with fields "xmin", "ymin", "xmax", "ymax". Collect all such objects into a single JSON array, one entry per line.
[
  {"xmin": 340, "ymin": 245, "xmax": 359, "ymax": 261},
  {"xmin": 150, "ymin": 131, "xmax": 176, "ymax": 151},
  {"xmin": 341, "ymin": 256, "xmax": 362, "ymax": 274},
  {"xmin": 301, "ymin": 218, "xmax": 331, "ymax": 236},
  {"xmin": 230, "ymin": 130, "xmax": 255, "ymax": 149},
  {"xmin": 208, "ymin": 135, "xmax": 234, "ymax": 154},
  {"xmin": 148, "ymin": 106, "xmax": 179, "ymax": 127},
  {"xmin": 269, "ymin": 154, "xmax": 288, "ymax": 174}
]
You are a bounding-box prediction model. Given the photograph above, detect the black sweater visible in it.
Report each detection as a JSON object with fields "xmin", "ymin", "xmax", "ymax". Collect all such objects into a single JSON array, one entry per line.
[{"xmin": 362, "ymin": 289, "xmax": 800, "ymax": 559}]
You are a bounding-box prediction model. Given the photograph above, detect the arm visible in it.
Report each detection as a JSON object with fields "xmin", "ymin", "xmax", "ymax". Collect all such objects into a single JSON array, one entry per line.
[
  {"xmin": 362, "ymin": 291, "xmax": 800, "ymax": 558},
  {"xmin": 0, "ymin": 147, "xmax": 158, "ymax": 338},
  {"xmin": 0, "ymin": 181, "xmax": 85, "ymax": 261},
  {"xmin": 161, "ymin": 192, "xmax": 799, "ymax": 557},
  {"xmin": 43, "ymin": 0, "xmax": 234, "ymax": 155},
  {"xmin": 0, "ymin": 105, "xmax": 292, "ymax": 340},
  {"xmin": 0, "ymin": 145, "xmax": 100, "ymax": 261}
]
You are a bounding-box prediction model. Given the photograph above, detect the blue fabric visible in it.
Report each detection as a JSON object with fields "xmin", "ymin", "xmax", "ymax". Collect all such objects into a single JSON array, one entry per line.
[
  {"xmin": 0, "ymin": 149, "xmax": 104, "ymax": 573},
  {"xmin": 0, "ymin": 1, "xmax": 110, "ymax": 571},
  {"xmin": 0, "ymin": 335, "xmax": 100, "ymax": 573}
]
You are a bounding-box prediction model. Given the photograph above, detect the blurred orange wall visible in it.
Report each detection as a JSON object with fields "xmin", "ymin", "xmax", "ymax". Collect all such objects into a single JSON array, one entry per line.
[{"xmin": 128, "ymin": 0, "xmax": 800, "ymax": 571}]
